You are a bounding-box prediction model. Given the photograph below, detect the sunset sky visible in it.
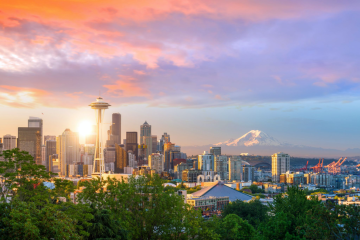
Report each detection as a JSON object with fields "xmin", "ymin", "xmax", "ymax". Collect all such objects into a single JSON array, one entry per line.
[{"xmin": 0, "ymin": 1, "xmax": 359, "ymax": 150}]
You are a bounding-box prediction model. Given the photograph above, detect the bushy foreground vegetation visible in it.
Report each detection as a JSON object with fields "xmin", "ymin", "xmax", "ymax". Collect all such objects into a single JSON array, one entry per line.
[{"xmin": 1, "ymin": 149, "xmax": 359, "ymax": 239}]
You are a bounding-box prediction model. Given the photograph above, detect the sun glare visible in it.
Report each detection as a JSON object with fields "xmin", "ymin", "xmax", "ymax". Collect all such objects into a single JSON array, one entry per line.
[{"xmin": 78, "ymin": 120, "xmax": 93, "ymax": 136}]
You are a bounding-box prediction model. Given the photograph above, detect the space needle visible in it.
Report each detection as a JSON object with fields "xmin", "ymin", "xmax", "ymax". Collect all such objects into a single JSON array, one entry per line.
[{"xmin": 89, "ymin": 97, "xmax": 111, "ymax": 178}]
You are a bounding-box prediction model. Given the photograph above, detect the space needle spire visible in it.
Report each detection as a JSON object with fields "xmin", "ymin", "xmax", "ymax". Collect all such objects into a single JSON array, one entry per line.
[{"xmin": 89, "ymin": 96, "xmax": 111, "ymax": 178}]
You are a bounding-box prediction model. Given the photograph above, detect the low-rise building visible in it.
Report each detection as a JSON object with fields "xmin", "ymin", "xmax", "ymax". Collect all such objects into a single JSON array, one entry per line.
[{"xmin": 187, "ymin": 196, "xmax": 229, "ymax": 211}]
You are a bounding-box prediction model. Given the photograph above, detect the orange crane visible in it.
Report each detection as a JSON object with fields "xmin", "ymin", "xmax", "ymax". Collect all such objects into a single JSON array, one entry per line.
[
  {"xmin": 327, "ymin": 157, "xmax": 347, "ymax": 175},
  {"xmin": 356, "ymin": 164, "xmax": 360, "ymax": 168},
  {"xmin": 325, "ymin": 157, "xmax": 342, "ymax": 169},
  {"xmin": 310, "ymin": 158, "xmax": 323, "ymax": 173},
  {"xmin": 297, "ymin": 161, "xmax": 309, "ymax": 172}
]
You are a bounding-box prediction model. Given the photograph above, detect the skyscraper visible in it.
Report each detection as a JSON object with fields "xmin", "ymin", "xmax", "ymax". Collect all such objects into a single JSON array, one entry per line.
[
  {"xmin": 28, "ymin": 117, "xmax": 43, "ymax": 144},
  {"xmin": 3, "ymin": 134, "xmax": 16, "ymax": 150},
  {"xmin": 45, "ymin": 140, "xmax": 57, "ymax": 172},
  {"xmin": 126, "ymin": 132, "xmax": 138, "ymax": 160},
  {"xmin": 140, "ymin": 121, "xmax": 151, "ymax": 145},
  {"xmin": 164, "ymin": 142, "xmax": 175, "ymax": 171},
  {"xmin": 18, "ymin": 127, "xmax": 41, "ymax": 164},
  {"xmin": 272, "ymin": 152, "xmax": 290, "ymax": 182},
  {"xmin": 162, "ymin": 132, "xmax": 170, "ymax": 143},
  {"xmin": 198, "ymin": 151, "xmax": 214, "ymax": 171},
  {"xmin": 148, "ymin": 153, "xmax": 164, "ymax": 174},
  {"xmin": 115, "ymin": 143, "xmax": 127, "ymax": 173},
  {"xmin": 229, "ymin": 155, "xmax": 242, "ymax": 181},
  {"xmin": 151, "ymin": 135, "xmax": 157, "ymax": 154},
  {"xmin": 214, "ymin": 155, "xmax": 228, "ymax": 180},
  {"xmin": 139, "ymin": 121, "xmax": 152, "ymax": 162},
  {"xmin": 44, "ymin": 135, "xmax": 56, "ymax": 145},
  {"xmin": 112, "ymin": 113, "xmax": 121, "ymax": 145},
  {"xmin": 59, "ymin": 129, "xmax": 80, "ymax": 177},
  {"xmin": 210, "ymin": 147, "xmax": 221, "ymax": 156}
]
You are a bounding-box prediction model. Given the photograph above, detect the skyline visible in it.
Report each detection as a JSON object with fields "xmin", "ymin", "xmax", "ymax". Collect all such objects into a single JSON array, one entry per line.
[{"xmin": 0, "ymin": 1, "xmax": 360, "ymax": 153}]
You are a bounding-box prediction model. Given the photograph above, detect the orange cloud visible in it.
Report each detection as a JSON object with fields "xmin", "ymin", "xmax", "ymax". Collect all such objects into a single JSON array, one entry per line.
[
  {"xmin": 0, "ymin": 85, "xmax": 49, "ymax": 108},
  {"xmin": 103, "ymin": 76, "xmax": 150, "ymax": 98}
]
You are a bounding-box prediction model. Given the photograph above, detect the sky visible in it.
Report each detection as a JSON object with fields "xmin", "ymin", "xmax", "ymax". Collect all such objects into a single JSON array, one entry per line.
[{"xmin": 0, "ymin": 0, "xmax": 359, "ymax": 151}]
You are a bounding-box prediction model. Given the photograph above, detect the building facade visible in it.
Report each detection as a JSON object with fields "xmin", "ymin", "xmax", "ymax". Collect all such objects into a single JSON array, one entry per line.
[
  {"xmin": 210, "ymin": 147, "xmax": 221, "ymax": 156},
  {"xmin": 229, "ymin": 155, "xmax": 242, "ymax": 181},
  {"xmin": 115, "ymin": 144, "xmax": 127, "ymax": 173},
  {"xmin": 45, "ymin": 140, "xmax": 56, "ymax": 172},
  {"xmin": 272, "ymin": 152, "xmax": 290, "ymax": 182},
  {"xmin": 148, "ymin": 153, "xmax": 164, "ymax": 174},
  {"xmin": 214, "ymin": 155, "xmax": 228, "ymax": 180},
  {"xmin": 3, "ymin": 134, "xmax": 16, "ymax": 150},
  {"xmin": 18, "ymin": 127, "xmax": 41, "ymax": 164},
  {"xmin": 59, "ymin": 129, "xmax": 80, "ymax": 177},
  {"xmin": 198, "ymin": 152, "xmax": 214, "ymax": 171}
]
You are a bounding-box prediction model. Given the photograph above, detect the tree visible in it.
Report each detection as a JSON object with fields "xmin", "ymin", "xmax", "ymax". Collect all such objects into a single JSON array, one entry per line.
[
  {"xmin": 268, "ymin": 186, "xmax": 321, "ymax": 237},
  {"xmin": 217, "ymin": 214, "xmax": 255, "ymax": 240},
  {"xmin": 0, "ymin": 149, "xmax": 55, "ymax": 204},
  {"xmin": 257, "ymin": 212, "xmax": 304, "ymax": 240},
  {"xmin": 77, "ymin": 174, "xmax": 208, "ymax": 240},
  {"xmin": 0, "ymin": 201, "xmax": 81, "ymax": 240},
  {"xmin": 87, "ymin": 209, "xmax": 127, "ymax": 240},
  {"xmin": 222, "ymin": 199, "xmax": 268, "ymax": 228}
]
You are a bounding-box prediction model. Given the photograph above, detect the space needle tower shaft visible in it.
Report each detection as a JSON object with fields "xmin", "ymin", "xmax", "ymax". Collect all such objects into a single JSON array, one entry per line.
[{"xmin": 89, "ymin": 97, "xmax": 111, "ymax": 178}]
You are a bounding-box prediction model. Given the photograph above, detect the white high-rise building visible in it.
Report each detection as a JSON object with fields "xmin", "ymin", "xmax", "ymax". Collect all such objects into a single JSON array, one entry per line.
[
  {"xmin": 198, "ymin": 151, "xmax": 214, "ymax": 171},
  {"xmin": 58, "ymin": 129, "xmax": 80, "ymax": 177},
  {"xmin": 3, "ymin": 134, "xmax": 16, "ymax": 150},
  {"xmin": 272, "ymin": 152, "xmax": 290, "ymax": 182},
  {"xmin": 148, "ymin": 153, "xmax": 164, "ymax": 174},
  {"xmin": 214, "ymin": 155, "xmax": 228, "ymax": 180},
  {"xmin": 229, "ymin": 155, "xmax": 242, "ymax": 181}
]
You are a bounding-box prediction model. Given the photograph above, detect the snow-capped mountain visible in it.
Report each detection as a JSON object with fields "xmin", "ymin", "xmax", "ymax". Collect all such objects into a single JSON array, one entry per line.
[{"xmin": 214, "ymin": 130, "xmax": 282, "ymax": 147}]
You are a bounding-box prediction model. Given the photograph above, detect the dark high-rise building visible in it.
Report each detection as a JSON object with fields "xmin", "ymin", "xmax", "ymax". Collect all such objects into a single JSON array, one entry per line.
[
  {"xmin": 28, "ymin": 117, "xmax": 43, "ymax": 144},
  {"xmin": 126, "ymin": 132, "xmax": 138, "ymax": 160},
  {"xmin": 210, "ymin": 147, "xmax": 221, "ymax": 156},
  {"xmin": 112, "ymin": 113, "xmax": 121, "ymax": 144},
  {"xmin": 45, "ymin": 140, "xmax": 57, "ymax": 171},
  {"xmin": 151, "ymin": 135, "xmax": 157, "ymax": 154},
  {"xmin": 115, "ymin": 144, "xmax": 127, "ymax": 173},
  {"xmin": 18, "ymin": 127, "xmax": 41, "ymax": 164},
  {"xmin": 162, "ymin": 132, "xmax": 170, "ymax": 143}
]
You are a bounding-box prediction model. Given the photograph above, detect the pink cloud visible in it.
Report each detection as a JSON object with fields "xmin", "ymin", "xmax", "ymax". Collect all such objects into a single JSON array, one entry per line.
[{"xmin": 103, "ymin": 76, "xmax": 150, "ymax": 98}]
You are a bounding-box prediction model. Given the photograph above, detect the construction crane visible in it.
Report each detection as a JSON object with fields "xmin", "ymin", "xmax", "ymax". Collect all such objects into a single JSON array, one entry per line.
[
  {"xmin": 296, "ymin": 161, "xmax": 309, "ymax": 172},
  {"xmin": 310, "ymin": 159, "xmax": 323, "ymax": 173},
  {"xmin": 326, "ymin": 157, "xmax": 347, "ymax": 175}
]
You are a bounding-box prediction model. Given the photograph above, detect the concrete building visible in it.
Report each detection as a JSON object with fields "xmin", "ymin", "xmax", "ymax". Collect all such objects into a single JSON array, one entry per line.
[
  {"xmin": 115, "ymin": 144, "xmax": 128, "ymax": 173},
  {"xmin": 3, "ymin": 135, "xmax": 16, "ymax": 150},
  {"xmin": 151, "ymin": 135, "xmax": 157, "ymax": 154},
  {"xmin": 175, "ymin": 162, "xmax": 192, "ymax": 180},
  {"xmin": 214, "ymin": 155, "xmax": 228, "ymax": 180},
  {"xmin": 148, "ymin": 153, "xmax": 164, "ymax": 174},
  {"xmin": 272, "ymin": 152, "xmax": 290, "ymax": 182},
  {"xmin": 182, "ymin": 169, "xmax": 203, "ymax": 183},
  {"xmin": 210, "ymin": 147, "xmax": 221, "ymax": 156},
  {"xmin": 198, "ymin": 152, "xmax": 214, "ymax": 171},
  {"xmin": 243, "ymin": 165, "xmax": 255, "ymax": 182},
  {"xmin": 58, "ymin": 129, "xmax": 80, "ymax": 177},
  {"xmin": 28, "ymin": 117, "xmax": 43, "ymax": 144},
  {"xmin": 44, "ymin": 135, "xmax": 56, "ymax": 145},
  {"xmin": 111, "ymin": 113, "xmax": 121, "ymax": 145},
  {"xmin": 45, "ymin": 140, "xmax": 56, "ymax": 172},
  {"xmin": 18, "ymin": 127, "xmax": 41, "ymax": 164},
  {"xmin": 229, "ymin": 155, "xmax": 242, "ymax": 181},
  {"xmin": 162, "ymin": 132, "xmax": 170, "ymax": 143},
  {"xmin": 125, "ymin": 132, "xmax": 138, "ymax": 160},
  {"xmin": 187, "ymin": 196, "xmax": 229, "ymax": 211}
]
